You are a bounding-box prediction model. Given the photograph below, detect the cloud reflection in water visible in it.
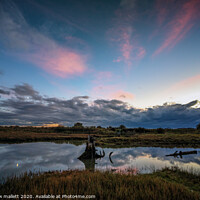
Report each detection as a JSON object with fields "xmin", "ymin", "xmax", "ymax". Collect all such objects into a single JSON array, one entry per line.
[{"xmin": 0, "ymin": 143, "xmax": 199, "ymax": 180}]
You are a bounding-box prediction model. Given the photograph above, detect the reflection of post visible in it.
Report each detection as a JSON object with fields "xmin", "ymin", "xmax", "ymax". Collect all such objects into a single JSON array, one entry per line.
[{"xmin": 79, "ymin": 157, "xmax": 95, "ymax": 171}]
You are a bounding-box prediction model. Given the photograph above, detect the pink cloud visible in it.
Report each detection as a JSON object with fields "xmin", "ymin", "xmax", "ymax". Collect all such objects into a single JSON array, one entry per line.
[
  {"xmin": 109, "ymin": 27, "xmax": 134, "ymax": 66},
  {"xmin": 121, "ymin": 32, "xmax": 132, "ymax": 60},
  {"xmin": 167, "ymin": 74, "xmax": 200, "ymax": 94},
  {"xmin": 0, "ymin": 1, "xmax": 88, "ymax": 78},
  {"xmin": 111, "ymin": 28, "xmax": 146, "ymax": 67},
  {"xmin": 91, "ymin": 84, "xmax": 117, "ymax": 99},
  {"xmin": 92, "ymin": 71, "xmax": 114, "ymax": 86},
  {"xmin": 113, "ymin": 57, "xmax": 122, "ymax": 63},
  {"xmin": 108, "ymin": 3, "xmax": 146, "ymax": 67},
  {"xmin": 157, "ymin": 5, "xmax": 167, "ymax": 26},
  {"xmin": 111, "ymin": 90, "xmax": 134, "ymax": 101},
  {"xmin": 153, "ymin": 0, "xmax": 200, "ymax": 56},
  {"xmin": 156, "ymin": 0, "xmax": 174, "ymax": 26},
  {"xmin": 136, "ymin": 47, "xmax": 146, "ymax": 60},
  {"xmin": 91, "ymin": 83, "xmax": 134, "ymax": 103},
  {"xmin": 96, "ymin": 71, "xmax": 112, "ymax": 80},
  {"xmin": 27, "ymin": 48, "xmax": 87, "ymax": 78}
]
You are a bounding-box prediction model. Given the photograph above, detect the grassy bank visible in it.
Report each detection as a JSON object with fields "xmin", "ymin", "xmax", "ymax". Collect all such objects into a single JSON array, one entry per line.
[
  {"xmin": 0, "ymin": 131, "xmax": 89, "ymax": 143},
  {"xmin": 0, "ymin": 168, "xmax": 200, "ymax": 200},
  {"xmin": 0, "ymin": 128, "xmax": 200, "ymax": 148},
  {"xmin": 96, "ymin": 133, "xmax": 200, "ymax": 148}
]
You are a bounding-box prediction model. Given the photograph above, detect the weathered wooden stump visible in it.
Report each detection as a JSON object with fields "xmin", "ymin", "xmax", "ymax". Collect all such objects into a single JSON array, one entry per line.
[
  {"xmin": 78, "ymin": 135, "xmax": 114, "ymax": 171},
  {"xmin": 78, "ymin": 135, "xmax": 105, "ymax": 160}
]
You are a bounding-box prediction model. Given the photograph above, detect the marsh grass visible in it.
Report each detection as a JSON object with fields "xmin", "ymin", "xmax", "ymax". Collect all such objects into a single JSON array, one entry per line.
[
  {"xmin": 0, "ymin": 168, "xmax": 199, "ymax": 200},
  {"xmin": 1, "ymin": 129, "xmax": 200, "ymax": 148},
  {"xmin": 97, "ymin": 133, "xmax": 200, "ymax": 148}
]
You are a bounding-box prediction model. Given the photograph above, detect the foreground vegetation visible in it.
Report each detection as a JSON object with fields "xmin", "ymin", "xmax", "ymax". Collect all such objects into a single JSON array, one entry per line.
[
  {"xmin": 0, "ymin": 168, "xmax": 200, "ymax": 200},
  {"xmin": 0, "ymin": 126, "xmax": 200, "ymax": 147}
]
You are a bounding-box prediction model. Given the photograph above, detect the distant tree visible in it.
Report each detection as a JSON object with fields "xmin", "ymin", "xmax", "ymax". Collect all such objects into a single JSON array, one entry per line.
[
  {"xmin": 97, "ymin": 126, "xmax": 102, "ymax": 129},
  {"xmin": 107, "ymin": 126, "xmax": 116, "ymax": 131},
  {"xmin": 54, "ymin": 126, "xmax": 66, "ymax": 133},
  {"xmin": 135, "ymin": 127, "xmax": 145, "ymax": 133},
  {"xmin": 74, "ymin": 122, "xmax": 83, "ymax": 128},
  {"xmin": 196, "ymin": 123, "xmax": 200, "ymax": 130},
  {"xmin": 119, "ymin": 125, "xmax": 126, "ymax": 129},
  {"xmin": 157, "ymin": 128, "xmax": 165, "ymax": 134}
]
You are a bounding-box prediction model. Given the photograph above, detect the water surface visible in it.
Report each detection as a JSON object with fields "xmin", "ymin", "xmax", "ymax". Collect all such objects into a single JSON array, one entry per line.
[{"xmin": 0, "ymin": 142, "xmax": 199, "ymax": 179}]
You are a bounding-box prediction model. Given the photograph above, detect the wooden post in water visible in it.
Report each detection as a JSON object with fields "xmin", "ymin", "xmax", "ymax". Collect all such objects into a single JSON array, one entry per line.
[
  {"xmin": 78, "ymin": 135, "xmax": 105, "ymax": 160},
  {"xmin": 79, "ymin": 135, "xmax": 96, "ymax": 159},
  {"xmin": 78, "ymin": 135, "xmax": 112, "ymax": 170}
]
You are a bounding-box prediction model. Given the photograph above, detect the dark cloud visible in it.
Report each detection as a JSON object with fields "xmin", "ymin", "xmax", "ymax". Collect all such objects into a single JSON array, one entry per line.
[
  {"xmin": 11, "ymin": 83, "xmax": 42, "ymax": 100},
  {"xmin": 0, "ymin": 84, "xmax": 200, "ymax": 128},
  {"xmin": 0, "ymin": 89, "xmax": 10, "ymax": 95}
]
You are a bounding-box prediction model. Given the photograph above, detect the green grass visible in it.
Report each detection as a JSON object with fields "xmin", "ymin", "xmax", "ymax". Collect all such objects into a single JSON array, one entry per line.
[{"xmin": 0, "ymin": 168, "xmax": 200, "ymax": 200}]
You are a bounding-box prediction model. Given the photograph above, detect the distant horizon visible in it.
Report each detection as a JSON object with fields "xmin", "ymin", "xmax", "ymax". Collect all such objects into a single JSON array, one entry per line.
[{"xmin": 0, "ymin": 122, "xmax": 199, "ymax": 129}]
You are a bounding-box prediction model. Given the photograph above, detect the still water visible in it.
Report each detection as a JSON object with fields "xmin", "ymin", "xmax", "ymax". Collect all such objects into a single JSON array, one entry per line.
[{"xmin": 0, "ymin": 142, "xmax": 200, "ymax": 179}]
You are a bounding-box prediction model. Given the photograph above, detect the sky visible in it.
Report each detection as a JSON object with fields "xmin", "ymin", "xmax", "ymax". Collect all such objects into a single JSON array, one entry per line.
[{"xmin": 0, "ymin": 0, "xmax": 200, "ymax": 128}]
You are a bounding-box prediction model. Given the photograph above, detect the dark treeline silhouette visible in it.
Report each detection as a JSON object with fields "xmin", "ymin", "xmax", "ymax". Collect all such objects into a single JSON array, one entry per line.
[
  {"xmin": 0, "ymin": 122, "xmax": 199, "ymax": 135},
  {"xmin": 196, "ymin": 123, "xmax": 200, "ymax": 130}
]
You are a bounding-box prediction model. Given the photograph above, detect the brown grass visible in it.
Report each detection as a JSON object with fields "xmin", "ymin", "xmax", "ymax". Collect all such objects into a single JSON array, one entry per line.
[
  {"xmin": 97, "ymin": 133, "xmax": 200, "ymax": 148},
  {"xmin": 0, "ymin": 128, "xmax": 200, "ymax": 148},
  {"xmin": 0, "ymin": 168, "xmax": 199, "ymax": 200}
]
